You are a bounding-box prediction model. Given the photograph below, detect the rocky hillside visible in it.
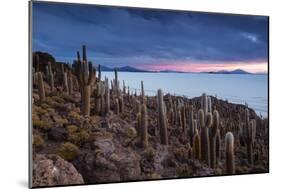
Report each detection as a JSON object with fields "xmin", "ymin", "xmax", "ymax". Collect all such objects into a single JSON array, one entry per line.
[{"xmin": 31, "ymin": 47, "xmax": 269, "ymax": 187}]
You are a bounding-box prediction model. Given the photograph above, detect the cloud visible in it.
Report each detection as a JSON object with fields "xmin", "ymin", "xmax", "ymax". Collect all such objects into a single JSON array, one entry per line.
[{"xmin": 32, "ymin": 1, "xmax": 268, "ymax": 71}]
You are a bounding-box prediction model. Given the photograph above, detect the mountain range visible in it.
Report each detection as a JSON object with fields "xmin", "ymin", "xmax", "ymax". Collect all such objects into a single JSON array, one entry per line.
[{"xmin": 99, "ymin": 66, "xmax": 255, "ymax": 74}]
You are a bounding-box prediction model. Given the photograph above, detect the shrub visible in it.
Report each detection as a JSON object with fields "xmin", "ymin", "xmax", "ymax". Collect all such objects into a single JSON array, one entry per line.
[
  {"xmin": 143, "ymin": 147, "xmax": 155, "ymax": 162},
  {"xmin": 33, "ymin": 134, "xmax": 45, "ymax": 149},
  {"xmin": 57, "ymin": 142, "xmax": 80, "ymax": 161},
  {"xmin": 66, "ymin": 125, "xmax": 78, "ymax": 134},
  {"xmin": 173, "ymin": 147, "xmax": 189, "ymax": 163},
  {"xmin": 33, "ymin": 118, "xmax": 52, "ymax": 131},
  {"xmin": 67, "ymin": 129, "xmax": 90, "ymax": 146},
  {"xmin": 176, "ymin": 164, "xmax": 193, "ymax": 177}
]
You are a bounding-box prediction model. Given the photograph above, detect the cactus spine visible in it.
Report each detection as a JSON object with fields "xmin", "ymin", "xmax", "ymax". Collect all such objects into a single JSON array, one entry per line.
[
  {"xmin": 225, "ymin": 132, "xmax": 235, "ymax": 174},
  {"xmin": 157, "ymin": 89, "xmax": 168, "ymax": 145},
  {"xmin": 73, "ymin": 45, "xmax": 95, "ymax": 116},
  {"xmin": 140, "ymin": 104, "xmax": 148, "ymax": 148},
  {"xmin": 38, "ymin": 72, "xmax": 45, "ymax": 102}
]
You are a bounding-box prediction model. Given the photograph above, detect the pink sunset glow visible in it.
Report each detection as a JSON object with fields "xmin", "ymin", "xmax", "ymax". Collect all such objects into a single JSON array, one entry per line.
[{"xmin": 137, "ymin": 60, "xmax": 268, "ymax": 74}]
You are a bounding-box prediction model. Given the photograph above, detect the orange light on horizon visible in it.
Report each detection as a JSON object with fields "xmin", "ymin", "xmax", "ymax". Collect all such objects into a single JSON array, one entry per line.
[{"xmin": 138, "ymin": 60, "xmax": 268, "ymax": 73}]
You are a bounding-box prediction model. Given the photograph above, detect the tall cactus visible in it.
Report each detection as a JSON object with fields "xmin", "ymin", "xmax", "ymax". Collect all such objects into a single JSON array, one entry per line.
[
  {"xmin": 201, "ymin": 93, "xmax": 208, "ymax": 116},
  {"xmin": 63, "ymin": 72, "xmax": 69, "ymax": 95},
  {"xmin": 37, "ymin": 72, "xmax": 45, "ymax": 103},
  {"xmin": 245, "ymin": 108, "xmax": 256, "ymax": 167},
  {"xmin": 193, "ymin": 128, "xmax": 201, "ymax": 160},
  {"xmin": 140, "ymin": 104, "xmax": 148, "ymax": 148},
  {"xmin": 207, "ymin": 96, "xmax": 212, "ymax": 113},
  {"xmin": 98, "ymin": 64, "xmax": 101, "ymax": 81},
  {"xmin": 68, "ymin": 74, "xmax": 73, "ymax": 95},
  {"xmin": 210, "ymin": 110, "xmax": 219, "ymax": 168},
  {"xmin": 216, "ymin": 129, "xmax": 221, "ymax": 163},
  {"xmin": 105, "ymin": 77, "xmax": 110, "ymax": 114},
  {"xmin": 225, "ymin": 132, "xmax": 235, "ymax": 174},
  {"xmin": 141, "ymin": 80, "xmax": 145, "ymax": 104},
  {"xmin": 157, "ymin": 89, "xmax": 168, "ymax": 145},
  {"xmin": 189, "ymin": 106, "xmax": 195, "ymax": 146},
  {"xmin": 46, "ymin": 62, "xmax": 54, "ymax": 92},
  {"xmin": 115, "ymin": 98, "xmax": 119, "ymax": 115},
  {"xmin": 73, "ymin": 45, "xmax": 95, "ymax": 116},
  {"xmin": 181, "ymin": 106, "xmax": 187, "ymax": 132},
  {"xmin": 136, "ymin": 112, "xmax": 141, "ymax": 137},
  {"xmin": 119, "ymin": 93, "xmax": 124, "ymax": 113},
  {"xmin": 199, "ymin": 109, "xmax": 211, "ymax": 166}
]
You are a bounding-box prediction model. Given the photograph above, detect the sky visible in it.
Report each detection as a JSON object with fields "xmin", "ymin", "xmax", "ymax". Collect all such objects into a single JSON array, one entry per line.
[{"xmin": 32, "ymin": 2, "xmax": 269, "ymax": 73}]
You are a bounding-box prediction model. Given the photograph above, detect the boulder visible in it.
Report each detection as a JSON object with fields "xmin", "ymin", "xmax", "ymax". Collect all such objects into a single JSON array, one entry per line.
[
  {"xmin": 48, "ymin": 127, "xmax": 67, "ymax": 141},
  {"xmin": 32, "ymin": 154, "xmax": 84, "ymax": 187}
]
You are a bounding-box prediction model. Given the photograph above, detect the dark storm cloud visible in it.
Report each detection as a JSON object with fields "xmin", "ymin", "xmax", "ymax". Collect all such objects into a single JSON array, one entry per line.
[{"xmin": 32, "ymin": 1, "xmax": 268, "ymax": 68}]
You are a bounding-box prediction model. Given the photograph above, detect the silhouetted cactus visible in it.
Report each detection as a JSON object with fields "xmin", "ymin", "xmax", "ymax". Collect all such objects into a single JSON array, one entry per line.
[
  {"xmin": 123, "ymin": 80, "xmax": 126, "ymax": 94},
  {"xmin": 157, "ymin": 89, "xmax": 168, "ymax": 145},
  {"xmin": 210, "ymin": 110, "xmax": 219, "ymax": 168},
  {"xmin": 73, "ymin": 45, "xmax": 96, "ymax": 116},
  {"xmin": 225, "ymin": 132, "xmax": 235, "ymax": 174},
  {"xmin": 193, "ymin": 128, "xmax": 201, "ymax": 160},
  {"xmin": 141, "ymin": 104, "xmax": 148, "ymax": 148},
  {"xmin": 38, "ymin": 72, "xmax": 45, "ymax": 102},
  {"xmin": 141, "ymin": 80, "xmax": 145, "ymax": 104},
  {"xmin": 98, "ymin": 64, "xmax": 101, "ymax": 81},
  {"xmin": 100, "ymin": 82, "xmax": 106, "ymax": 116},
  {"xmin": 114, "ymin": 68, "xmax": 119, "ymax": 96}
]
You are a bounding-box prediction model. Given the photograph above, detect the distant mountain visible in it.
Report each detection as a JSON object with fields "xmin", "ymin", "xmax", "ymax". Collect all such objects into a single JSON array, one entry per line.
[
  {"xmin": 99, "ymin": 65, "xmax": 148, "ymax": 72},
  {"xmin": 206, "ymin": 69, "xmax": 251, "ymax": 74}
]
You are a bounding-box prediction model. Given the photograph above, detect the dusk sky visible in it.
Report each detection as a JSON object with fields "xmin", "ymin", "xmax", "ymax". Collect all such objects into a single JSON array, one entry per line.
[{"xmin": 32, "ymin": 2, "xmax": 268, "ymax": 73}]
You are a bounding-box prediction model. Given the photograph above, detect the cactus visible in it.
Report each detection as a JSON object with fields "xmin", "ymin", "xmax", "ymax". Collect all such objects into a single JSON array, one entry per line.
[
  {"xmin": 225, "ymin": 132, "xmax": 235, "ymax": 174},
  {"xmin": 73, "ymin": 45, "xmax": 96, "ymax": 116},
  {"xmin": 193, "ymin": 128, "xmax": 201, "ymax": 160},
  {"xmin": 244, "ymin": 108, "xmax": 256, "ymax": 167},
  {"xmin": 157, "ymin": 89, "xmax": 168, "ymax": 145},
  {"xmin": 136, "ymin": 112, "xmax": 141, "ymax": 137},
  {"xmin": 123, "ymin": 80, "xmax": 126, "ymax": 94},
  {"xmin": 115, "ymin": 98, "xmax": 119, "ymax": 115},
  {"xmin": 105, "ymin": 77, "xmax": 110, "ymax": 114},
  {"xmin": 114, "ymin": 68, "xmax": 119, "ymax": 96},
  {"xmin": 68, "ymin": 74, "xmax": 73, "ymax": 95},
  {"xmin": 189, "ymin": 106, "xmax": 195, "ymax": 146},
  {"xmin": 63, "ymin": 72, "xmax": 69, "ymax": 95},
  {"xmin": 199, "ymin": 109, "xmax": 211, "ymax": 166},
  {"xmin": 140, "ymin": 104, "xmax": 148, "ymax": 148},
  {"xmin": 141, "ymin": 80, "xmax": 145, "ymax": 104},
  {"xmin": 181, "ymin": 106, "xmax": 186, "ymax": 132},
  {"xmin": 119, "ymin": 93, "xmax": 124, "ymax": 113},
  {"xmin": 95, "ymin": 82, "xmax": 102, "ymax": 114},
  {"xmin": 216, "ymin": 129, "xmax": 221, "ymax": 163},
  {"xmin": 210, "ymin": 110, "xmax": 219, "ymax": 168},
  {"xmin": 98, "ymin": 64, "xmax": 101, "ymax": 81},
  {"xmin": 100, "ymin": 82, "xmax": 106, "ymax": 116},
  {"xmin": 201, "ymin": 93, "xmax": 208, "ymax": 116},
  {"xmin": 207, "ymin": 96, "xmax": 212, "ymax": 113},
  {"xmin": 46, "ymin": 62, "xmax": 54, "ymax": 92},
  {"xmin": 37, "ymin": 72, "xmax": 45, "ymax": 102}
]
